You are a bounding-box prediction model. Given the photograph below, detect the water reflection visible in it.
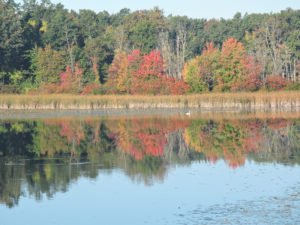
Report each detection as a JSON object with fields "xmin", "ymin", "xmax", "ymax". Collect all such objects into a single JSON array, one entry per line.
[{"xmin": 0, "ymin": 115, "xmax": 299, "ymax": 208}]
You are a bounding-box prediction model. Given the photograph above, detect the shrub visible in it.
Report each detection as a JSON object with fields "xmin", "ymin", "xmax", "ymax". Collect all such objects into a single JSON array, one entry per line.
[
  {"xmin": 81, "ymin": 83, "xmax": 101, "ymax": 95},
  {"xmin": 0, "ymin": 84, "xmax": 21, "ymax": 94},
  {"xmin": 265, "ymin": 75, "xmax": 289, "ymax": 91},
  {"xmin": 285, "ymin": 82, "xmax": 300, "ymax": 91}
]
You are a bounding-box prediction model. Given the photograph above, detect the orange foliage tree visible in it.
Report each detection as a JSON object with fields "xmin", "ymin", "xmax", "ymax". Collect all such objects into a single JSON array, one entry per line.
[
  {"xmin": 183, "ymin": 38, "xmax": 262, "ymax": 92},
  {"xmin": 216, "ymin": 38, "xmax": 262, "ymax": 91},
  {"xmin": 108, "ymin": 49, "xmax": 188, "ymax": 95},
  {"xmin": 107, "ymin": 50, "xmax": 130, "ymax": 93},
  {"xmin": 183, "ymin": 42, "xmax": 220, "ymax": 92}
]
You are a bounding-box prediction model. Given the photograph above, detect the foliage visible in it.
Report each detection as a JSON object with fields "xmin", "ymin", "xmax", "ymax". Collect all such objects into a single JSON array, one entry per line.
[
  {"xmin": 265, "ymin": 75, "xmax": 290, "ymax": 91},
  {"xmin": 30, "ymin": 45, "xmax": 66, "ymax": 85},
  {"xmin": 108, "ymin": 50, "xmax": 130, "ymax": 93},
  {"xmin": 81, "ymin": 83, "xmax": 101, "ymax": 95},
  {"xmin": 123, "ymin": 8, "xmax": 166, "ymax": 53},
  {"xmin": 59, "ymin": 64, "xmax": 84, "ymax": 93},
  {"xmin": 0, "ymin": 0, "xmax": 299, "ymax": 93},
  {"xmin": 0, "ymin": 0, "xmax": 24, "ymax": 74},
  {"xmin": 108, "ymin": 49, "xmax": 188, "ymax": 95},
  {"xmin": 183, "ymin": 43, "xmax": 220, "ymax": 92},
  {"xmin": 183, "ymin": 39, "xmax": 262, "ymax": 92},
  {"xmin": 182, "ymin": 57, "xmax": 205, "ymax": 92},
  {"xmin": 230, "ymin": 56, "xmax": 262, "ymax": 91},
  {"xmin": 285, "ymin": 82, "xmax": 300, "ymax": 91},
  {"xmin": 130, "ymin": 49, "xmax": 164, "ymax": 94}
]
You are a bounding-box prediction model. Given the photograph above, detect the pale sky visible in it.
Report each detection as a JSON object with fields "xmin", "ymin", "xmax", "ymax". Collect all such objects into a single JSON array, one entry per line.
[{"xmin": 16, "ymin": 0, "xmax": 300, "ymax": 19}]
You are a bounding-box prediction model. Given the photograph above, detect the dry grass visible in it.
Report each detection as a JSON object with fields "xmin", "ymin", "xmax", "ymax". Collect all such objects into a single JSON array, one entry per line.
[{"xmin": 0, "ymin": 91, "xmax": 299, "ymax": 112}]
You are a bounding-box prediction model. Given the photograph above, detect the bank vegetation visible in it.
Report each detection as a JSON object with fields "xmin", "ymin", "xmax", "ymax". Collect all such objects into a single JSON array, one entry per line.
[{"xmin": 0, "ymin": 92, "xmax": 299, "ymax": 112}]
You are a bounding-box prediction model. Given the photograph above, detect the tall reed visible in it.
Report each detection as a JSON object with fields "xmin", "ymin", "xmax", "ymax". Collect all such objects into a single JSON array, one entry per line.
[{"xmin": 0, "ymin": 92, "xmax": 299, "ymax": 112}]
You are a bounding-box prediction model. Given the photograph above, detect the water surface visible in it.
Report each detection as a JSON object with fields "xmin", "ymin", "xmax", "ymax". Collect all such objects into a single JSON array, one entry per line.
[{"xmin": 0, "ymin": 113, "xmax": 299, "ymax": 224}]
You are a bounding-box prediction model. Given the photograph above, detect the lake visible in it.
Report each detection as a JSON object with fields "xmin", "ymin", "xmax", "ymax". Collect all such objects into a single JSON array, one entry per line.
[{"xmin": 0, "ymin": 111, "xmax": 300, "ymax": 225}]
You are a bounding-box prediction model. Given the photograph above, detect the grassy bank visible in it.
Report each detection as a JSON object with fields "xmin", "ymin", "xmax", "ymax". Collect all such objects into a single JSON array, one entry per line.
[{"xmin": 0, "ymin": 92, "xmax": 299, "ymax": 112}]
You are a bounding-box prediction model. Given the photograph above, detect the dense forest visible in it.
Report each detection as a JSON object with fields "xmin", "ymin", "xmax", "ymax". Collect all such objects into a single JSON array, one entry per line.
[{"xmin": 0, "ymin": 0, "xmax": 300, "ymax": 94}]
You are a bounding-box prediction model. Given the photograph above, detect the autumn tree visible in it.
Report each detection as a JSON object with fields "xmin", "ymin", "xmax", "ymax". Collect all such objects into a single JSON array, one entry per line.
[
  {"xmin": 218, "ymin": 38, "xmax": 262, "ymax": 91},
  {"xmin": 107, "ymin": 49, "xmax": 188, "ymax": 94},
  {"xmin": 108, "ymin": 50, "xmax": 130, "ymax": 93},
  {"xmin": 59, "ymin": 64, "xmax": 83, "ymax": 93},
  {"xmin": 183, "ymin": 38, "xmax": 262, "ymax": 92},
  {"xmin": 183, "ymin": 42, "xmax": 220, "ymax": 92},
  {"xmin": 129, "ymin": 49, "xmax": 163, "ymax": 94},
  {"xmin": 132, "ymin": 49, "xmax": 188, "ymax": 94},
  {"xmin": 106, "ymin": 49, "xmax": 142, "ymax": 94},
  {"xmin": 215, "ymin": 38, "xmax": 247, "ymax": 91}
]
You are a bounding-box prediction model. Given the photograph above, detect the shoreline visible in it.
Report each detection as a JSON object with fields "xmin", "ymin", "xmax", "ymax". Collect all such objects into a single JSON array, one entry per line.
[
  {"xmin": 0, "ymin": 92, "xmax": 299, "ymax": 112},
  {"xmin": 0, "ymin": 109, "xmax": 300, "ymax": 120}
]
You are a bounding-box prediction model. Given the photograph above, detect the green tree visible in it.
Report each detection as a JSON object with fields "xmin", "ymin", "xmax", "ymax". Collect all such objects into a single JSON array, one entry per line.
[
  {"xmin": 0, "ymin": 0, "xmax": 24, "ymax": 75},
  {"xmin": 123, "ymin": 8, "xmax": 166, "ymax": 53},
  {"xmin": 30, "ymin": 45, "xmax": 66, "ymax": 85}
]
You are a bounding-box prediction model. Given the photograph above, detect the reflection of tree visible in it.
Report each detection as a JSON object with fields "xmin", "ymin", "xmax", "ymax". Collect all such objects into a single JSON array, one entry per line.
[
  {"xmin": 83, "ymin": 121, "xmax": 116, "ymax": 162},
  {"xmin": 0, "ymin": 157, "xmax": 102, "ymax": 208},
  {"xmin": 288, "ymin": 121, "xmax": 300, "ymax": 162},
  {"xmin": 0, "ymin": 118, "xmax": 195, "ymax": 207},
  {"xmin": 0, "ymin": 117, "xmax": 299, "ymax": 208},
  {"xmin": 116, "ymin": 155, "xmax": 167, "ymax": 186},
  {"xmin": 32, "ymin": 119, "xmax": 115, "ymax": 159},
  {"xmin": 108, "ymin": 118, "xmax": 190, "ymax": 160},
  {"xmin": 32, "ymin": 121, "xmax": 70, "ymax": 156},
  {"xmin": 0, "ymin": 158, "xmax": 24, "ymax": 208},
  {"xmin": 183, "ymin": 119, "xmax": 300, "ymax": 168},
  {"xmin": 164, "ymin": 130, "xmax": 195, "ymax": 164},
  {"xmin": 0, "ymin": 121, "xmax": 35, "ymax": 156},
  {"xmin": 184, "ymin": 120, "xmax": 247, "ymax": 168},
  {"xmin": 250, "ymin": 119, "xmax": 300, "ymax": 164}
]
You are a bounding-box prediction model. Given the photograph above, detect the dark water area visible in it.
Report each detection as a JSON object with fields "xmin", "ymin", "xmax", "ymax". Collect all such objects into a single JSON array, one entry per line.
[{"xmin": 0, "ymin": 113, "xmax": 300, "ymax": 224}]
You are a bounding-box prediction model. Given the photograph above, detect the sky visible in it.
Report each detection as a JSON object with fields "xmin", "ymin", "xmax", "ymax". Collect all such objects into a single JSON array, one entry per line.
[{"xmin": 16, "ymin": 0, "xmax": 300, "ymax": 19}]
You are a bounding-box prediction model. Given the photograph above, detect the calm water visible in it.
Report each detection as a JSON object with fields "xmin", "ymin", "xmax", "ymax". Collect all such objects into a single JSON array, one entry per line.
[{"xmin": 0, "ymin": 113, "xmax": 300, "ymax": 225}]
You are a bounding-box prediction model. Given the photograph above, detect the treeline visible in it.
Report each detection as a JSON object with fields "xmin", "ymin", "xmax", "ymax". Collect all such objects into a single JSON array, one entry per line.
[{"xmin": 0, "ymin": 0, "xmax": 300, "ymax": 94}]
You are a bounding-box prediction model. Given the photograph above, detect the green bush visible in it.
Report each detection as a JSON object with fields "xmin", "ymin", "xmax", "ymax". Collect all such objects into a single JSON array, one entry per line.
[{"xmin": 285, "ymin": 82, "xmax": 300, "ymax": 91}]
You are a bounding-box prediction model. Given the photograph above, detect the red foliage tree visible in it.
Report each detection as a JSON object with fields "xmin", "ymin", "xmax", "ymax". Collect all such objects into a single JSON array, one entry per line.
[
  {"xmin": 81, "ymin": 83, "xmax": 101, "ymax": 95},
  {"xmin": 231, "ymin": 56, "xmax": 262, "ymax": 91},
  {"xmin": 138, "ymin": 50, "xmax": 164, "ymax": 76},
  {"xmin": 130, "ymin": 50, "xmax": 162, "ymax": 94},
  {"xmin": 129, "ymin": 50, "xmax": 188, "ymax": 94},
  {"xmin": 59, "ymin": 64, "xmax": 84, "ymax": 93},
  {"xmin": 106, "ymin": 49, "xmax": 188, "ymax": 95},
  {"xmin": 128, "ymin": 49, "xmax": 143, "ymax": 73},
  {"xmin": 265, "ymin": 75, "xmax": 290, "ymax": 90},
  {"xmin": 204, "ymin": 38, "xmax": 262, "ymax": 92}
]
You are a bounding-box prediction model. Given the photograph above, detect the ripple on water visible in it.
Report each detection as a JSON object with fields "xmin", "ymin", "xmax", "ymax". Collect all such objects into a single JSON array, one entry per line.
[{"xmin": 176, "ymin": 184, "xmax": 300, "ymax": 225}]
